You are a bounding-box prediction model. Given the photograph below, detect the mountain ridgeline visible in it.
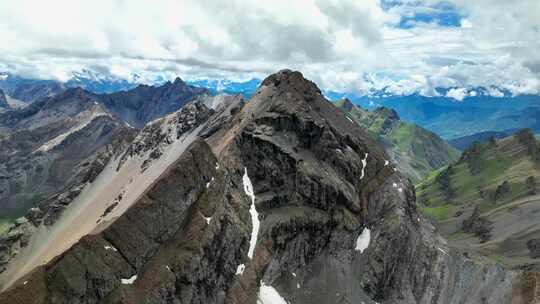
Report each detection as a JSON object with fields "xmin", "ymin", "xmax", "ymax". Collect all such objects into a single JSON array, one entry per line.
[
  {"xmin": 0, "ymin": 70, "xmax": 537, "ymax": 303},
  {"xmin": 335, "ymin": 98, "xmax": 460, "ymax": 182}
]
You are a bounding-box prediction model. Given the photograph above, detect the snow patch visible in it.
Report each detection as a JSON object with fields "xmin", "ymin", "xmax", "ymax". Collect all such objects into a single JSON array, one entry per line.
[
  {"xmin": 215, "ymin": 163, "xmax": 220, "ymax": 170},
  {"xmin": 258, "ymin": 282, "xmax": 288, "ymax": 304},
  {"xmin": 121, "ymin": 275, "xmax": 137, "ymax": 285},
  {"xmin": 360, "ymin": 153, "xmax": 368, "ymax": 179},
  {"xmin": 384, "ymin": 160, "xmax": 389, "ymax": 166},
  {"xmin": 203, "ymin": 215, "xmax": 212, "ymax": 224},
  {"xmin": 236, "ymin": 264, "xmax": 246, "ymax": 275},
  {"xmin": 23, "ymin": 281, "xmax": 28, "ymax": 285},
  {"xmin": 437, "ymin": 247, "xmax": 449, "ymax": 256},
  {"xmin": 104, "ymin": 245, "xmax": 118, "ymax": 252},
  {"xmin": 243, "ymin": 168, "xmax": 260, "ymax": 259},
  {"xmin": 166, "ymin": 265, "xmax": 171, "ymax": 272},
  {"xmin": 206, "ymin": 177, "xmax": 215, "ymax": 188},
  {"xmin": 346, "ymin": 116, "xmax": 354, "ymax": 123},
  {"xmin": 297, "ymin": 283, "xmax": 300, "ymax": 289},
  {"xmin": 291, "ymin": 272, "xmax": 296, "ymax": 277},
  {"xmin": 355, "ymin": 228, "xmax": 371, "ymax": 253}
]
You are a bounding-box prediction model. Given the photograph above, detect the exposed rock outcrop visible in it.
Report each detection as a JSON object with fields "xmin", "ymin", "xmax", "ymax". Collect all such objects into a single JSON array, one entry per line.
[
  {"xmin": 494, "ymin": 180, "xmax": 512, "ymax": 201},
  {"xmin": 462, "ymin": 206, "xmax": 492, "ymax": 242}
]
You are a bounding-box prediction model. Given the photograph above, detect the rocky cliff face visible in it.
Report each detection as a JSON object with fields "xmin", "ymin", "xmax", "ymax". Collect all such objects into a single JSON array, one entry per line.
[{"xmin": 0, "ymin": 70, "xmax": 534, "ymax": 303}]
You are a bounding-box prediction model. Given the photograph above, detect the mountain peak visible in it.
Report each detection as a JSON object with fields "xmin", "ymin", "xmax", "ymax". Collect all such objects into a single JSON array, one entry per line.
[
  {"xmin": 57, "ymin": 87, "xmax": 90, "ymax": 99},
  {"xmin": 260, "ymin": 69, "xmax": 321, "ymax": 98},
  {"xmin": 373, "ymin": 106, "xmax": 400, "ymax": 121},
  {"xmin": 340, "ymin": 98, "xmax": 354, "ymax": 111},
  {"xmin": 172, "ymin": 77, "xmax": 185, "ymax": 86}
]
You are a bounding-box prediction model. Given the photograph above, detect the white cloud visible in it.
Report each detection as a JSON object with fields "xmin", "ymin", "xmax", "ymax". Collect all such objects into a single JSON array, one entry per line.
[
  {"xmin": 487, "ymin": 87, "xmax": 504, "ymax": 98},
  {"xmin": 446, "ymin": 88, "xmax": 468, "ymax": 101},
  {"xmin": 0, "ymin": 0, "xmax": 538, "ymax": 97}
]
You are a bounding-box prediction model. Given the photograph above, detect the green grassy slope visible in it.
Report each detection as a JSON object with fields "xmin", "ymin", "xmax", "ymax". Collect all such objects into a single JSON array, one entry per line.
[
  {"xmin": 335, "ymin": 99, "xmax": 460, "ymax": 182},
  {"xmin": 416, "ymin": 129, "xmax": 540, "ymax": 265},
  {"xmin": 417, "ymin": 130, "xmax": 540, "ymax": 219}
]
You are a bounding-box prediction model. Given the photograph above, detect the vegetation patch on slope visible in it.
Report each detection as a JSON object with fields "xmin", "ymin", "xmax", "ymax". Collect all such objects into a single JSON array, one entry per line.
[{"xmin": 335, "ymin": 99, "xmax": 460, "ymax": 182}]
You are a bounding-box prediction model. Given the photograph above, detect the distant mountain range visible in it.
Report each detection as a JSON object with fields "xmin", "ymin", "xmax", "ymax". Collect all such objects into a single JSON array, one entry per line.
[
  {"xmin": 449, "ymin": 129, "xmax": 520, "ymax": 150},
  {"xmin": 335, "ymin": 98, "xmax": 460, "ymax": 182},
  {"xmin": 349, "ymin": 94, "xmax": 540, "ymax": 140},
  {"xmin": 187, "ymin": 78, "xmax": 540, "ymax": 141},
  {"xmin": 2, "ymin": 72, "xmax": 539, "ymax": 141},
  {"xmin": 186, "ymin": 78, "xmax": 260, "ymax": 97}
]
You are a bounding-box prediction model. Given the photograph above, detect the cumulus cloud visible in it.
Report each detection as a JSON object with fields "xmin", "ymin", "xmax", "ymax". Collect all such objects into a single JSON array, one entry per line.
[
  {"xmin": 0, "ymin": 0, "xmax": 538, "ymax": 96},
  {"xmin": 446, "ymin": 88, "xmax": 467, "ymax": 101}
]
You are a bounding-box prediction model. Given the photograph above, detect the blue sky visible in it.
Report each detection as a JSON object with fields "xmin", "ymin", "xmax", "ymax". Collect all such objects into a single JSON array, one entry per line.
[
  {"xmin": 0, "ymin": 0, "xmax": 538, "ymax": 98},
  {"xmin": 382, "ymin": 0, "xmax": 463, "ymax": 28}
]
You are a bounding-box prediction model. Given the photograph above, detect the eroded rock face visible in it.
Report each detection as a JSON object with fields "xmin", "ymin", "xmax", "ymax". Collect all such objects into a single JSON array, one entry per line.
[{"xmin": 0, "ymin": 70, "xmax": 530, "ymax": 303}]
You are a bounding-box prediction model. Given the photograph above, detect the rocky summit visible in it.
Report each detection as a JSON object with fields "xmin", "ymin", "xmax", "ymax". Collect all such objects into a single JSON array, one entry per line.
[{"xmin": 0, "ymin": 70, "xmax": 536, "ymax": 304}]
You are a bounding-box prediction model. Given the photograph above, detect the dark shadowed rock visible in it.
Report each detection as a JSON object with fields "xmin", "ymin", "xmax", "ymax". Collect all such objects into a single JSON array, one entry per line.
[
  {"xmin": 494, "ymin": 180, "xmax": 511, "ymax": 201},
  {"xmin": 462, "ymin": 206, "xmax": 492, "ymax": 242},
  {"xmin": 527, "ymin": 239, "xmax": 540, "ymax": 258},
  {"xmin": 0, "ymin": 90, "xmax": 8, "ymax": 110}
]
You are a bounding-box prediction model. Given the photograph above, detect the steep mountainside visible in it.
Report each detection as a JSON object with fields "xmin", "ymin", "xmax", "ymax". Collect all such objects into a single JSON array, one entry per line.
[
  {"xmin": 417, "ymin": 129, "xmax": 540, "ymax": 267},
  {"xmin": 0, "ymin": 71, "xmax": 535, "ymax": 304},
  {"xmin": 335, "ymin": 99, "xmax": 460, "ymax": 182}
]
